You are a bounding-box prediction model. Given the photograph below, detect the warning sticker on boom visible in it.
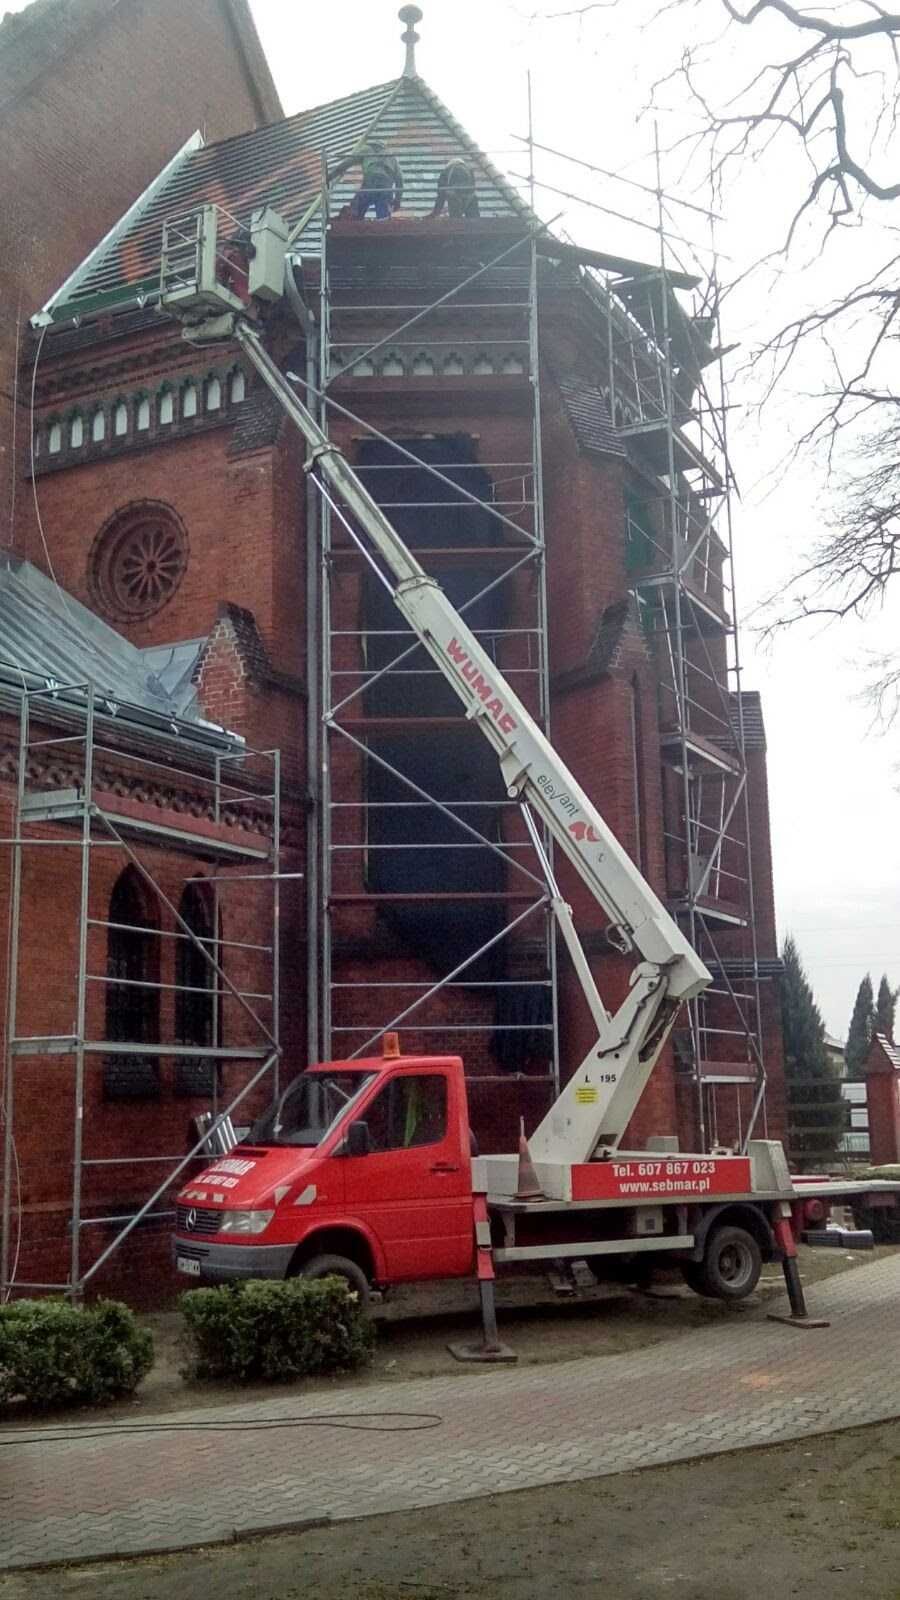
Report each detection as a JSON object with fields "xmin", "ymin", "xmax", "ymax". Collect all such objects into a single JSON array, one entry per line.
[{"xmin": 575, "ymin": 1086, "xmax": 600, "ymax": 1104}]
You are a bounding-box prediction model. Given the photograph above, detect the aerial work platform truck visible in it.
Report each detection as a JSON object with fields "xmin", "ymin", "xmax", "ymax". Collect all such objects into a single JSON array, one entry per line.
[{"xmin": 163, "ymin": 205, "xmax": 899, "ymax": 1349}]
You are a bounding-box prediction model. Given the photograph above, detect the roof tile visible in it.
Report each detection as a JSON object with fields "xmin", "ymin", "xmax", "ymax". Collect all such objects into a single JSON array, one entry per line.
[{"xmin": 46, "ymin": 73, "xmax": 531, "ymax": 321}]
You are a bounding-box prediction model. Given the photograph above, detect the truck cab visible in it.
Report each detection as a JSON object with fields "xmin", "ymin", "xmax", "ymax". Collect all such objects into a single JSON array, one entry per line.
[{"xmin": 173, "ymin": 1049, "xmax": 476, "ymax": 1297}]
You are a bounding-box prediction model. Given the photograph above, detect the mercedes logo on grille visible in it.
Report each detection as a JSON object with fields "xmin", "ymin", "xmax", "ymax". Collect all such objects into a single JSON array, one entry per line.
[{"xmin": 185, "ymin": 1208, "xmax": 198, "ymax": 1232}]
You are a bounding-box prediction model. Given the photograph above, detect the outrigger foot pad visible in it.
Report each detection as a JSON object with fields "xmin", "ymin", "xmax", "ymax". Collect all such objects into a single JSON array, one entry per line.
[
  {"xmin": 447, "ymin": 1340, "xmax": 517, "ymax": 1363},
  {"xmin": 766, "ymin": 1313, "xmax": 830, "ymax": 1330}
]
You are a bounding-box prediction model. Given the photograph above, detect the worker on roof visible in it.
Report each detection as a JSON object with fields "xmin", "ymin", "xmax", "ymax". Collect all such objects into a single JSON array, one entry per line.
[
  {"xmin": 431, "ymin": 158, "xmax": 480, "ymax": 220},
  {"xmin": 329, "ymin": 139, "xmax": 403, "ymax": 221}
]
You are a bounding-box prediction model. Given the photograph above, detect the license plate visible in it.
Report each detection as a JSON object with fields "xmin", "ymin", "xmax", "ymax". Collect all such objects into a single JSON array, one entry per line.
[{"xmin": 177, "ymin": 1256, "xmax": 201, "ymax": 1276}]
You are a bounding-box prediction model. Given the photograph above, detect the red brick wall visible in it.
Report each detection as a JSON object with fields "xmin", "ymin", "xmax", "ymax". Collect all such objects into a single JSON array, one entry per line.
[{"xmin": 1, "ymin": 0, "xmax": 277, "ymax": 547}]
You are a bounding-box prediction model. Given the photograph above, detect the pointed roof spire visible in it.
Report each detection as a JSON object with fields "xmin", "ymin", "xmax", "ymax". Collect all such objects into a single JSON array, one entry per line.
[{"xmin": 399, "ymin": 5, "xmax": 422, "ymax": 77}]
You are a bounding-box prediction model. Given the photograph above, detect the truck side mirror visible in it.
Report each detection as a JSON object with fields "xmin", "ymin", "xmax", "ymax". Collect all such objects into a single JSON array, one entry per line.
[{"xmin": 346, "ymin": 1120, "xmax": 372, "ymax": 1158}]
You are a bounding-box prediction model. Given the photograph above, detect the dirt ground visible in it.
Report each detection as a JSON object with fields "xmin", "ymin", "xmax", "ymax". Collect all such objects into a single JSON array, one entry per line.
[{"xmin": 2, "ymin": 1419, "xmax": 899, "ymax": 1600}]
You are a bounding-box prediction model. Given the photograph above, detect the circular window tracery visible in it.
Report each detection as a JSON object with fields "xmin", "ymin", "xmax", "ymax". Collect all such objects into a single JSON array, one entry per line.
[{"xmin": 89, "ymin": 502, "xmax": 188, "ymax": 621}]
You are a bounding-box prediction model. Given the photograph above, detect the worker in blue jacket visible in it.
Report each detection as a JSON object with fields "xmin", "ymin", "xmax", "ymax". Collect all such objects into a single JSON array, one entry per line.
[{"xmin": 330, "ymin": 139, "xmax": 403, "ymax": 220}]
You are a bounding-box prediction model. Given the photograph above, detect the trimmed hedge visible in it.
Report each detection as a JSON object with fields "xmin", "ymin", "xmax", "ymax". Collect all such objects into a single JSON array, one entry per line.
[
  {"xmin": 181, "ymin": 1276, "xmax": 375, "ymax": 1383},
  {"xmin": 0, "ymin": 1298, "xmax": 153, "ymax": 1411}
]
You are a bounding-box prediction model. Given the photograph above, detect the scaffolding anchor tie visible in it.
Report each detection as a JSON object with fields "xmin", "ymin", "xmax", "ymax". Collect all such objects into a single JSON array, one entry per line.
[{"xmin": 304, "ymin": 442, "xmax": 340, "ymax": 474}]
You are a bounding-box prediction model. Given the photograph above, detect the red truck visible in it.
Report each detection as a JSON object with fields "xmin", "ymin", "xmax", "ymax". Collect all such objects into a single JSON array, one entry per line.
[{"xmin": 173, "ymin": 1039, "xmax": 899, "ymax": 1349}]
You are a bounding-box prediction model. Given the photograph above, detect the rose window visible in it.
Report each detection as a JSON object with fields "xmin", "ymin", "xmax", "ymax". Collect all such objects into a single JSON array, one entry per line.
[{"xmin": 89, "ymin": 503, "xmax": 188, "ymax": 621}]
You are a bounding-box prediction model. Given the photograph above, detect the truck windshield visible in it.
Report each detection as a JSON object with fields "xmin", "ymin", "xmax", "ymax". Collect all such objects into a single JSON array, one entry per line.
[{"xmin": 250, "ymin": 1071, "xmax": 376, "ymax": 1148}]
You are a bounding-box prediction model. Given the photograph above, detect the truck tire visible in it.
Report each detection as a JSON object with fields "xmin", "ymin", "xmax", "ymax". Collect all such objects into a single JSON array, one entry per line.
[
  {"xmin": 684, "ymin": 1225, "xmax": 762, "ymax": 1301},
  {"xmin": 299, "ymin": 1252, "xmax": 371, "ymax": 1308}
]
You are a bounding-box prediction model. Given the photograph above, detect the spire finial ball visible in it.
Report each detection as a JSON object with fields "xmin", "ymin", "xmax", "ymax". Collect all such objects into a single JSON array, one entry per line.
[{"xmin": 399, "ymin": 5, "xmax": 423, "ymax": 78}]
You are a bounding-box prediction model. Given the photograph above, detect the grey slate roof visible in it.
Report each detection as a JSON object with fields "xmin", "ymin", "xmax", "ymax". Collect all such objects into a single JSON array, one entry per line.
[
  {"xmin": 0, "ymin": 555, "xmax": 230, "ymax": 744},
  {"xmin": 44, "ymin": 72, "xmax": 533, "ymax": 322},
  {"xmin": 556, "ymin": 377, "xmax": 625, "ymax": 459}
]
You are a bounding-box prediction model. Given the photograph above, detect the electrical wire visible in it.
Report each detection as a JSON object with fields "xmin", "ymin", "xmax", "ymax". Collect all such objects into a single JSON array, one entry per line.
[
  {"xmin": 0, "ymin": 1410, "xmax": 444, "ymax": 1448},
  {"xmin": 28, "ymin": 322, "xmax": 78, "ymax": 626}
]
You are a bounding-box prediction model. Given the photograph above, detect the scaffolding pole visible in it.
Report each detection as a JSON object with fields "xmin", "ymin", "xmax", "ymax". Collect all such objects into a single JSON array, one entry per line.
[{"xmin": 1, "ymin": 687, "xmax": 283, "ymax": 1300}]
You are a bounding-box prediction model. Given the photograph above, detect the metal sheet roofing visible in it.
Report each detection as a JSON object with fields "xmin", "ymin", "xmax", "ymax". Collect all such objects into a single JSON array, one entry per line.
[
  {"xmin": 45, "ymin": 72, "xmax": 532, "ymax": 322},
  {"xmin": 0, "ymin": 556, "xmax": 228, "ymax": 742}
]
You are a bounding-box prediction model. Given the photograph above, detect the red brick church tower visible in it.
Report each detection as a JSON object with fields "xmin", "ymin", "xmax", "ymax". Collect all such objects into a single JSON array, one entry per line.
[{"xmin": 1, "ymin": 3, "xmax": 786, "ymax": 1296}]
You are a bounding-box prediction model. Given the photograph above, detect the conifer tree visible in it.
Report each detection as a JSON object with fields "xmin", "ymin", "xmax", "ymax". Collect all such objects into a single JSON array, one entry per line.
[
  {"xmin": 781, "ymin": 936, "xmax": 846, "ymax": 1168},
  {"xmin": 845, "ymin": 975, "xmax": 876, "ymax": 1080},
  {"xmin": 876, "ymin": 975, "xmax": 897, "ymax": 1044}
]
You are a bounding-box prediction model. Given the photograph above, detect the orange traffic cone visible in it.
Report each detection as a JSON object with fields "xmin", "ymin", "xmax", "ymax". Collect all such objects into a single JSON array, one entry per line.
[{"xmin": 516, "ymin": 1117, "xmax": 544, "ymax": 1200}]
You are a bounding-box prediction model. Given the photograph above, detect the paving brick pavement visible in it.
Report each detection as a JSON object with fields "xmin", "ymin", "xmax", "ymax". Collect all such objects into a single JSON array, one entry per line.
[{"xmin": 2, "ymin": 1255, "xmax": 900, "ymax": 1572}]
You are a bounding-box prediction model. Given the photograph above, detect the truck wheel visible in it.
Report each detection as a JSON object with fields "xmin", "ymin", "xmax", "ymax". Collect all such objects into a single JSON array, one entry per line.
[
  {"xmin": 299, "ymin": 1253, "xmax": 371, "ymax": 1308},
  {"xmin": 689, "ymin": 1225, "xmax": 761, "ymax": 1301}
]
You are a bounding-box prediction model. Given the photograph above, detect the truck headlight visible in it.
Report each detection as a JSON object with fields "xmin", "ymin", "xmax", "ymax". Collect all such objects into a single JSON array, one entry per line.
[{"xmin": 219, "ymin": 1210, "xmax": 274, "ymax": 1235}]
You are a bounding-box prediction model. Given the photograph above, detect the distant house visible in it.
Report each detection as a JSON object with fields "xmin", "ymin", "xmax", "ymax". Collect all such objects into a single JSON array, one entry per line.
[
  {"xmin": 864, "ymin": 1034, "xmax": 900, "ymax": 1166},
  {"xmin": 825, "ymin": 1033, "xmax": 846, "ymax": 1077},
  {"xmin": 839, "ymin": 1081, "xmax": 869, "ymax": 1162}
]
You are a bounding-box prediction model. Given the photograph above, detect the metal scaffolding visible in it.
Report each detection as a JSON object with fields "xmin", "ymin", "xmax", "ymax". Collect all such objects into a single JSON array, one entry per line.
[
  {"xmin": 297, "ymin": 129, "xmax": 767, "ymax": 1147},
  {"xmin": 590, "ymin": 181, "xmax": 766, "ymax": 1148},
  {"xmin": 0, "ymin": 680, "xmax": 283, "ymax": 1299},
  {"xmin": 307, "ymin": 202, "xmax": 560, "ymax": 1094}
]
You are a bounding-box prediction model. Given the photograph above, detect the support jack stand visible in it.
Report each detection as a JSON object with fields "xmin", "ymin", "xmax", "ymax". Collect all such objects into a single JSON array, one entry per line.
[
  {"xmin": 448, "ymin": 1280, "xmax": 517, "ymax": 1364},
  {"xmin": 766, "ymin": 1251, "xmax": 829, "ymax": 1330}
]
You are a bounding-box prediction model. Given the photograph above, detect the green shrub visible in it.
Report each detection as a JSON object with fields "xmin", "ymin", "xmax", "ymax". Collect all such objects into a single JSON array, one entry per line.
[
  {"xmin": 0, "ymin": 1298, "xmax": 153, "ymax": 1411},
  {"xmin": 181, "ymin": 1276, "xmax": 375, "ymax": 1383}
]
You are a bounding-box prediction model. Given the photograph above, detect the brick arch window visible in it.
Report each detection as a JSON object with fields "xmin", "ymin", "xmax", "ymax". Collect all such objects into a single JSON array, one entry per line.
[
  {"xmin": 89, "ymin": 500, "xmax": 189, "ymax": 622},
  {"xmin": 159, "ymin": 387, "xmax": 174, "ymax": 425},
  {"xmin": 136, "ymin": 395, "xmax": 151, "ymax": 431},
  {"xmin": 229, "ymin": 368, "xmax": 246, "ymax": 403},
  {"xmin": 205, "ymin": 375, "xmax": 222, "ymax": 411},
  {"xmin": 182, "ymin": 381, "xmax": 198, "ymax": 419},
  {"xmin": 174, "ymin": 881, "xmax": 221, "ymax": 1097},
  {"xmin": 48, "ymin": 420, "xmax": 62, "ymax": 454},
  {"xmin": 69, "ymin": 413, "xmax": 84, "ymax": 449},
  {"xmin": 91, "ymin": 406, "xmax": 106, "ymax": 443},
  {"xmin": 103, "ymin": 866, "xmax": 161, "ymax": 1100},
  {"xmin": 114, "ymin": 400, "xmax": 129, "ymax": 437}
]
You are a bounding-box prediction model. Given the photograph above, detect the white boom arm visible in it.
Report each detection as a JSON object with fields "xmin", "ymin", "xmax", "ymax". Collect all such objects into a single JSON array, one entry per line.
[
  {"xmin": 236, "ymin": 324, "xmax": 711, "ymax": 1161},
  {"xmin": 158, "ymin": 212, "xmax": 710, "ymax": 1161}
]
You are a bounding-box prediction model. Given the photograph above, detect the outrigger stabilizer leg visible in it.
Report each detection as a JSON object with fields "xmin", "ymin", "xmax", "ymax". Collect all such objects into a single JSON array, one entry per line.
[
  {"xmin": 767, "ymin": 1204, "xmax": 829, "ymax": 1329},
  {"xmin": 448, "ymin": 1190, "xmax": 516, "ymax": 1363}
]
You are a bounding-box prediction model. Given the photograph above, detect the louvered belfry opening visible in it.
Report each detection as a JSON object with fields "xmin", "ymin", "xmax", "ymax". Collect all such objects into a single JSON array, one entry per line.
[
  {"xmin": 318, "ymin": 215, "xmax": 559, "ymax": 1116},
  {"xmin": 358, "ymin": 436, "xmax": 508, "ymax": 973}
]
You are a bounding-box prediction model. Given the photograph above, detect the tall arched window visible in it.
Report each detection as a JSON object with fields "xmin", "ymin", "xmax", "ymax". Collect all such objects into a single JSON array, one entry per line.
[
  {"xmin": 229, "ymin": 368, "xmax": 246, "ymax": 403},
  {"xmin": 174, "ymin": 881, "xmax": 219, "ymax": 1097},
  {"xmin": 91, "ymin": 407, "xmax": 106, "ymax": 443},
  {"xmin": 103, "ymin": 867, "xmax": 161, "ymax": 1099}
]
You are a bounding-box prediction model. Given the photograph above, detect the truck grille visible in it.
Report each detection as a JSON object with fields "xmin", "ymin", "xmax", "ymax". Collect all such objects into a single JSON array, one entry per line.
[{"xmin": 176, "ymin": 1204, "xmax": 223, "ymax": 1237}]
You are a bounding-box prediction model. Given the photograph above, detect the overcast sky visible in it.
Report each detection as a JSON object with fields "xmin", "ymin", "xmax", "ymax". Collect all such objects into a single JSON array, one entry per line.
[{"xmin": 8, "ymin": 0, "xmax": 898, "ymax": 1037}]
